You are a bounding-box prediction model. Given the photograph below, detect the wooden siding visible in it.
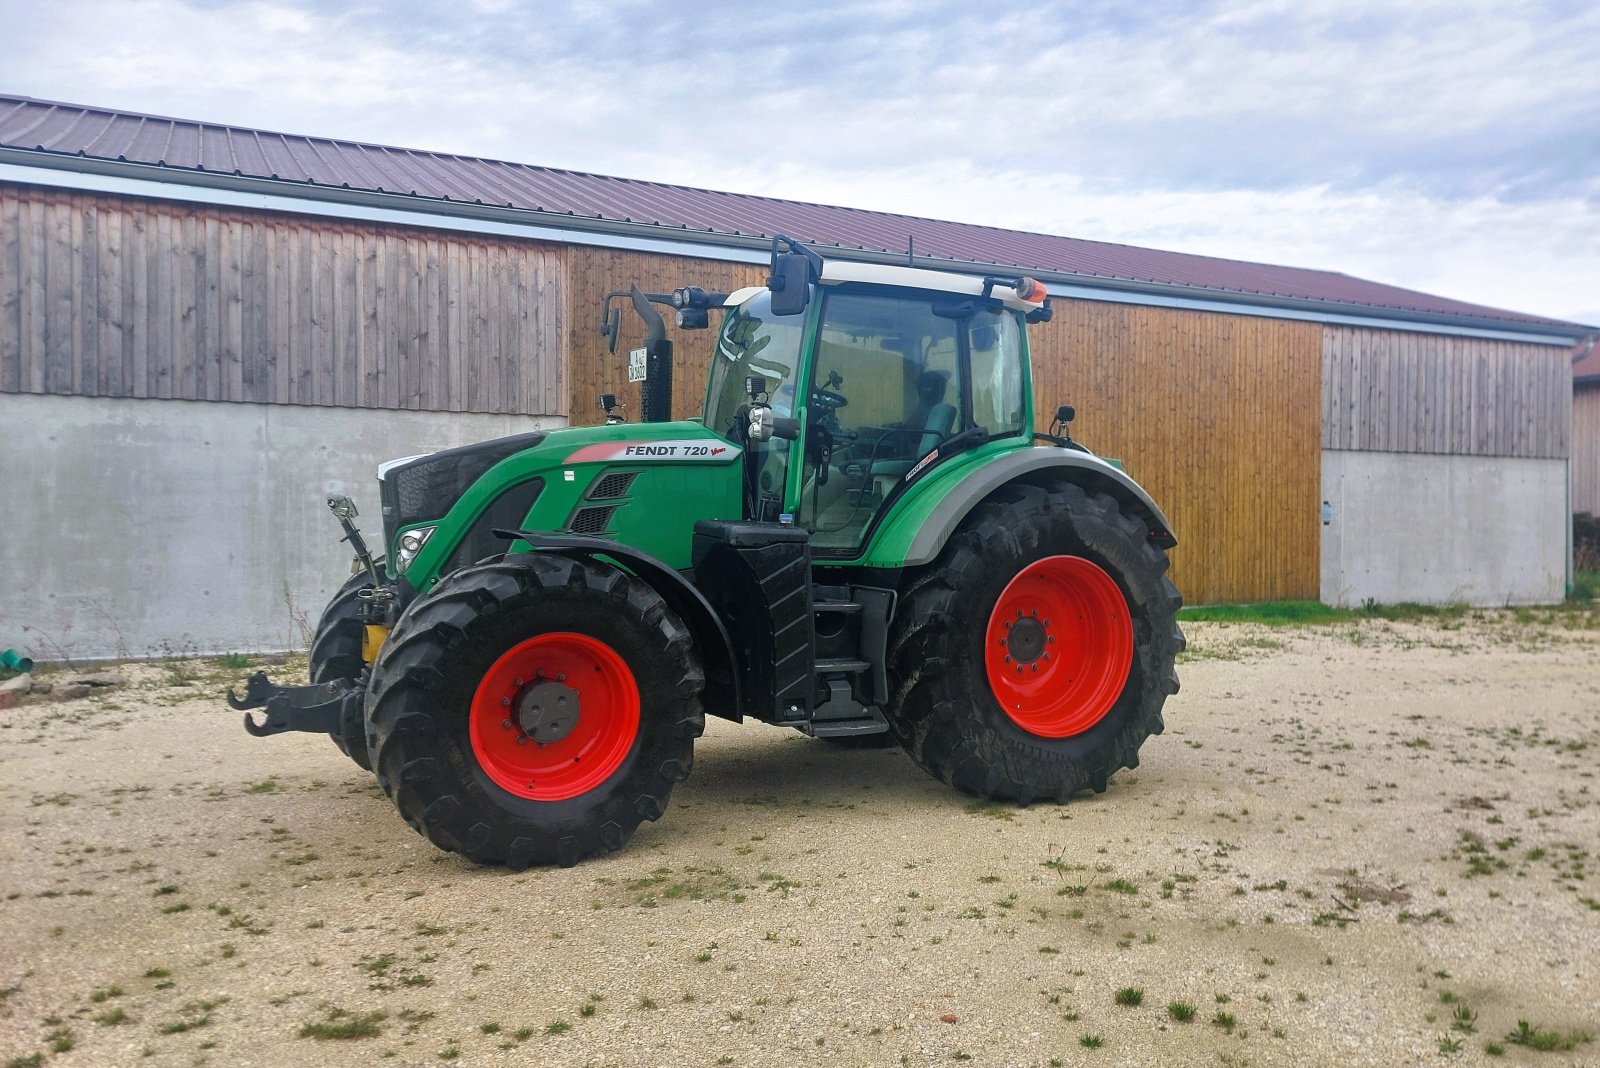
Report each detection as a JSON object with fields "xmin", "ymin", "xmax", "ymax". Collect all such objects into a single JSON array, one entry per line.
[
  {"xmin": 563, "ymin": 245, "xmax": 765, "ymax": 423},
  {"xmin": 564, "ymin": 268, "xmax": 1322, "ymax": 605},
  {"xmin": 0, "ymin": 184, "xmax": 565, "ymax": 413},
  {"xmin": 1321, "ymin": 326, "xmax": 1570, "ymax": 458},
  {"xmin": 1032, "ymin": 302, "xmax": 1323, "ymax": 605},
  {"xmin": 1575, "ymin": 382, "xmax": 1600, "ymax": 515}
]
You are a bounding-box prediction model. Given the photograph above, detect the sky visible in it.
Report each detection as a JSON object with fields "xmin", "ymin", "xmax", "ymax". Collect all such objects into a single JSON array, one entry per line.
[{"xmin": 5, "ymin": 0, "xmax": 1598, "ymax": 325}]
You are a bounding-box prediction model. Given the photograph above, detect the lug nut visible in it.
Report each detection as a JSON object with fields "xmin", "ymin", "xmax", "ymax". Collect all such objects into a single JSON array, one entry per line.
[
  {"xmin": 501, "ymin": 719, "xmax": 511, "ymax": 729},
  {"xmin": 501, "ymin": 697, "xmax": 511, "ymax": 707},
  {"xmin": 515, "ymin": 736, "xmax": 526, "ymax": 745}
]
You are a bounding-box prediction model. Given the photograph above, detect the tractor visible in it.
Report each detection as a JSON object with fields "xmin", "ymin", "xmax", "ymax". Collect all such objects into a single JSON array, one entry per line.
[{"xmin": 226, "ymin": 236, "xmax": 1184, "ymax": 868}]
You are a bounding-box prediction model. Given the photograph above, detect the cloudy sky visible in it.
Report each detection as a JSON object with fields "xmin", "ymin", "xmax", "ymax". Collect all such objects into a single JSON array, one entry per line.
[{"xmin": 7, "ymin": 0, "xmax": 1598, "ymax": 323}]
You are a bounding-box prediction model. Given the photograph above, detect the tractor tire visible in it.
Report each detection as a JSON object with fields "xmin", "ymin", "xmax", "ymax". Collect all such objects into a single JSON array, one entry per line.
[
  {"xmin": 365, "ymin": 553, "xmax": 705, "ymax": 869},
  {"xmin": 309, "ymin": 565, "xmax": 384, "ymax": 772},
  {"xmin": 884, "ymin": 481, "xmax": 1183, "ymax": 804}
]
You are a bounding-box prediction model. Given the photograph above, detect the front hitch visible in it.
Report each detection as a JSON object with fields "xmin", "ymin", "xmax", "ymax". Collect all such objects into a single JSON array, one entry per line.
[{"xmin": 227, "ymin": 671, "xmax": 362, "ymax": 738}]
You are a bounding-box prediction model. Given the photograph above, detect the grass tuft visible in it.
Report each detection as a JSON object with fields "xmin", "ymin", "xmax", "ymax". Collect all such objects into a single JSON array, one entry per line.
[{"xmin": 298, "ymin": 1007, "xmax": 386, "ymax": 1041}]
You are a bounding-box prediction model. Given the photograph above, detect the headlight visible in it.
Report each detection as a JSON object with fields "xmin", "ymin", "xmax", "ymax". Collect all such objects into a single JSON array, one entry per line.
[{"xmin": 395, "ymin": 525, "xmax": 437, "ymax": 574}]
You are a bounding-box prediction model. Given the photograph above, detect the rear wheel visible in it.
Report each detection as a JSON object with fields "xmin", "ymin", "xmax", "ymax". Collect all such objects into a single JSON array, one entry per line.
[
  {"xmin": 365, "ymin": 554, "xmax": 704, "ymax": 868},
  {"xmin": 309, "ymin": 565, "xmax": 384, "ymax": 772},
  {"xmin": 884, "ymin": 482, "xmax": 1183, "ymax": 803}
]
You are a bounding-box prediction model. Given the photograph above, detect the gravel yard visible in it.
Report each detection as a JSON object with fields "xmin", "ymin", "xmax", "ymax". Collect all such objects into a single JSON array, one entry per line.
[{"xmin": 2, "ymin": 610, "xmax": 1598, "ymax": 1068}]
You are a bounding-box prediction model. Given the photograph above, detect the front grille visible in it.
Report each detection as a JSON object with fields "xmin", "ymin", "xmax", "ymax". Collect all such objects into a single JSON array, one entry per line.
[
  {"xmin": 379, "ymin": 432, "xmax": 545, "ymax": 553},
  {"xmin": 568, "ymin": 506, "xmax": 615, "ymax": 535},
  {"xmin": 587, "ymin": 471, "xmax": 637, "ymax": 500}
]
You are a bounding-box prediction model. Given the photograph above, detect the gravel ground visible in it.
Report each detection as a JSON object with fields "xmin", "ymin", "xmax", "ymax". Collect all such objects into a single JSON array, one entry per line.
[{"xmin": 2, "ymin": 611, "xmax": 1598, "ymax": 1068}]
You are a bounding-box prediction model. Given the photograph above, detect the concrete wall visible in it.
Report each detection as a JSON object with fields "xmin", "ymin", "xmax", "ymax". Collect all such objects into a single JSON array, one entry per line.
[
  {"xmin": 1320, "ymin": 450, "xmax": 1567, "ymax": 607},
  {"xmin": 1, "ymin": 393, "xmax": 564, "ymax": 661}
]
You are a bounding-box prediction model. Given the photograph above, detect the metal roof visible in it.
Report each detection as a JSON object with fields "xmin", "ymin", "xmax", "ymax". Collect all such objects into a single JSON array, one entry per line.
[{"xmin": 0, "ymin": 92, "xmax": 1590, "ymax": 336}]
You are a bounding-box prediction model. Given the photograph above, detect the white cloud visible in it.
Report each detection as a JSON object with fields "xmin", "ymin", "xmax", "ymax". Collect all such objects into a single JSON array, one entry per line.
[{"xmin": 4, "ymin": 0, "xmax": 1597, "ymax": 323}]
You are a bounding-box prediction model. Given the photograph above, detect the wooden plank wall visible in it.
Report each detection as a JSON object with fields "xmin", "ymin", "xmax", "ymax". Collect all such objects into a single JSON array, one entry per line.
[
  {"xmin": 0, "ymin": 183, "xmax": 565, "ymax": 414},
  {"xmin": 563, "ymin": 245, "xmax": 765, "ymax": 423},
  {"xmin": 1031, "ymin": 302, "xmax": 1323, "ymax": 605},
  {"xmin": 1574, "ymin": 383, "xmax": 1600, "ymax": 515},
  {"xmin": 1321, "ymin": 326, "xmax": 1570, "ymax": 458},
  {"xmin": 562, "ymin": 258, "xmax": 1323, "ymax": 604}
]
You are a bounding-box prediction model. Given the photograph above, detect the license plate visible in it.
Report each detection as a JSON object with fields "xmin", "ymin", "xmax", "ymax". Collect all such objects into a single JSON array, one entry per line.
[{"xmin": 628, "ymin": 347, "xmax": 647, "ymax": 383}]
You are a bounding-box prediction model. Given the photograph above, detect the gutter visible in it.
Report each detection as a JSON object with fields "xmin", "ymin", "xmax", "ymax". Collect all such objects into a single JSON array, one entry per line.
[{"xmin": 0, "ymin": 147, "xmax": 1591, "ymax": 347}]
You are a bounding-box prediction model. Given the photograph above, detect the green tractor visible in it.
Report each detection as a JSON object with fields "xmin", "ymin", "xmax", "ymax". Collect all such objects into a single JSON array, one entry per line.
[{"xmin": 227, "ymin": 237, "xmax": 1184, "ymax": 868}]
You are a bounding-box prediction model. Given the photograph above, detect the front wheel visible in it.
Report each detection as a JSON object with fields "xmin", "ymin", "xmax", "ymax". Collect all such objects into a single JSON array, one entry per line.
[
  {"xmin": 884, "ymin": 482, "xmax": 1183, "ymax": 804},
  {"xmin": 309, "ymin": 564, "xmax": 385, "ymax": 772},
  {"xmin": 365, "ymin": 554, "xmax": 705, "ymax": 868}
]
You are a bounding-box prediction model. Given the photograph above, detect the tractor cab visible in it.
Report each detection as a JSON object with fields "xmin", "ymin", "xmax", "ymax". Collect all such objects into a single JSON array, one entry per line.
[{"xmin": 699, "ymin": 242, "xmax": 1052, "ymax": 554}]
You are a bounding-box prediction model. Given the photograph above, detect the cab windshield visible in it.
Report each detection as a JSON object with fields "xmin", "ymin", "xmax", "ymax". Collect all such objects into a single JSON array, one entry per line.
[{"xmin": 703, "ymin": 291, "xmax": 805, "ymax": 439}]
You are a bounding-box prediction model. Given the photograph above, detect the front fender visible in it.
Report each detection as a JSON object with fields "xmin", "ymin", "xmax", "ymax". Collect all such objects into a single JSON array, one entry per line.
[{"xmin": 860, "ymin": 444, "xmax": 1176, "ymax": 568}]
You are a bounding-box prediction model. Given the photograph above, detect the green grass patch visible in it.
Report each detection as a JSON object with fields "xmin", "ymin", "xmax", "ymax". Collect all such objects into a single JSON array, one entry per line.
[
  {"xmin": 1179, "ymin": 600, "xmax": 1466, "ymax": 626},
  {"xmin": 299, "ymin": 1007, "xmax": 386, "ymax": 1040},
  {"xmin": 1570, "ymin": 570, "xmax": 1600, "ymax": 602},
  {"xmin": 1505, "ymin": 1020, "xmax": 1592, "ymax": 1052}
]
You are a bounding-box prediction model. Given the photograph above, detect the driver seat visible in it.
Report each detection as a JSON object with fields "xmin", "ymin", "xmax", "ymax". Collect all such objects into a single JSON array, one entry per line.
[{"xmin": 869, "ymin": 400, "xmax": 957, "ymax": 484}]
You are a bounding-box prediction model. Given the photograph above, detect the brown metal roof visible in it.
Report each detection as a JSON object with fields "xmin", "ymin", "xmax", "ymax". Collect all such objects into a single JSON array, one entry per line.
[{"xmin": 0, "ymin": 93, "xmax": 1588, "ymax": 333}]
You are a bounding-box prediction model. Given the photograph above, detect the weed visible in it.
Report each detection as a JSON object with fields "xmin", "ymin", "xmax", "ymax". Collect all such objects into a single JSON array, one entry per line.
[
  {"xmin": 89, "ymin": 985, "xmax": 124, "ymax": 1003},
  {"xmin": 1078, "ymin": 1034, "xmax": 1103, "ymax": 1048},
  {"xmin": 545, "ymin": 1019, "xmax": 572, "ymax": 1036},
  {"xmin": 1168, "ymin": 1001, "xmax": 1197, "ymax": 1022},
  {"xmin": 1504, "ymin": 1020, "xmax": 1592, "ymax": 1052},
  {"xmin": 299, "ymin": 1007, "xmax": 386, "ymax": 1040},
  {"xmin": 95, "ymin": 1007, "xmax": 130, "ymax": 1026},
  {"xmin": 1437, "ymin": 1035, "xmax": 1463, "ymax": 1054},
  {"xmin": 1212, "ymin": 1011, "xmax": 1237, "ymax": 1032},
  {"xmin": 1114, "ymin": 987, "xmax": 1144, "ymax": 1007}
]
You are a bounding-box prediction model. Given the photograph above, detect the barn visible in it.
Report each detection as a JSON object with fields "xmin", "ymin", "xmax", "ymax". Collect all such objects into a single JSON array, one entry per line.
[{"xmin": 0, "ymin": 94, "xmax": 1592, "ymax": 659}]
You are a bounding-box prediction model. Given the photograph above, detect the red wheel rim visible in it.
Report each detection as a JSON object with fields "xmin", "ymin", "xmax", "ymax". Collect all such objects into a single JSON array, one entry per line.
[
  {"xmin": 984, "ymin": 556, "xmax": 1133, "ymax": 738},
  {"xmin": 469, "ymin": 632, "xmax": 640, "ymax": 801}
]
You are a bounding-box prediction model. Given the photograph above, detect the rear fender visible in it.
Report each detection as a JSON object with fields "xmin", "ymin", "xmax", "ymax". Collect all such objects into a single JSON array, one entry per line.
[{"xmin": 862, "ymin": 446, "xmax": 1176, "ymax": 568}]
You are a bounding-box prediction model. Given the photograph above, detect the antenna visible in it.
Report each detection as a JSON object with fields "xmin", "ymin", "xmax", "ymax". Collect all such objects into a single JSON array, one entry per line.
[{"xmin": 907, "ymin": 234, "xmax": 915, "ymax": 267}]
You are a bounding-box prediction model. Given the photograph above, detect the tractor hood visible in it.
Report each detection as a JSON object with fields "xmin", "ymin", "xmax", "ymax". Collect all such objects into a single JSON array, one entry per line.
[{"xmin": 376, "ymin": 422, "xmax": 744, "ymax": 590}]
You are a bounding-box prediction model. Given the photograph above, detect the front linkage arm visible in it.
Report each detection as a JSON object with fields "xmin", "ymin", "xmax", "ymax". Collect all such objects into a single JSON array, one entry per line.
[{"xmin": 227, "ymin": 671, "xmax": 363, "ymax": 738}]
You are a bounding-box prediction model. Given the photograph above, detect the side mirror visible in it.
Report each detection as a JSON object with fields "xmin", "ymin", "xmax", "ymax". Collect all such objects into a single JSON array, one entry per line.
[
  {"xmin": 768, "ymin": 252, "xmax": 812, "ymax": 316},
  {"xmin": 1055, "ymin": 404, "xmax": 1076, "ymax": 425},
  {"xmin": 600, "ymin": 306, "xmax": 621, "ymax": 354}
]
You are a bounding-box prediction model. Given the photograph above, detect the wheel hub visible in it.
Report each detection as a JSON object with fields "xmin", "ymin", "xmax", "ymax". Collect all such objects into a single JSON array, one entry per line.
[
  {"xmin": 983, "ymin": 555, "xmax": 1134, "ymax": 738},
  {"xmin": 515, "ymin": 679, "xmax": 581, "ymax": 744},
  {"xmin": 1005, "ymin": 613, "xmax": 1048, "ymax": 665}
]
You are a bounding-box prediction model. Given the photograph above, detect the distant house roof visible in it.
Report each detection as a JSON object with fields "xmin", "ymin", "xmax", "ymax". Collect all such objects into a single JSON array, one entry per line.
[
  {"xmin": 0, "ymin": 92, "xmax": 1590, "ymax": 338},
  {"xmin": 1575, "ymin": 337, "xmax": 1600, "ymax": 383}
]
